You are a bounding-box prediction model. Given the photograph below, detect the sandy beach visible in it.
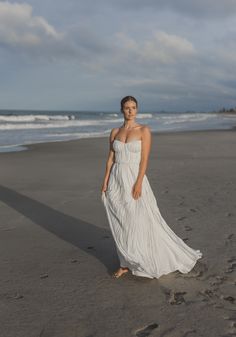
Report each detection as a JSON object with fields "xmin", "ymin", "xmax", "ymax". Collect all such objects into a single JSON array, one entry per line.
[{"xmin": 0, "ymin": 129, "xmax": 235, "ymax": 337}]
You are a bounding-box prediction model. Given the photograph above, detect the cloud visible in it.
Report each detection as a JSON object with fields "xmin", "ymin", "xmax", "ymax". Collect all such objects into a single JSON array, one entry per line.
[
  {"xmin": 0, "ymin": 1, "xmax": 63, "ymax": 46},
  {"xmin": 0, "ymin": 2, "xmax": 114, "ymax": 64},
  {"xmin": 139, "ymin": 31, "xmax": 195, "ymax": 63},
  {"xmin": 0, "ymin": 1, "xmax": 78, "ymax": 61},
  {"xmin": 112, "ymin": 31, "xmax": 195, "ymax": 70}
]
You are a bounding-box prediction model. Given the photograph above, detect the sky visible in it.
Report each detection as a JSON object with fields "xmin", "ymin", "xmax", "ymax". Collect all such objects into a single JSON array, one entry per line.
[{"xmin": 0, "ymin": 0, "xmax": 236, "ymax": 112}]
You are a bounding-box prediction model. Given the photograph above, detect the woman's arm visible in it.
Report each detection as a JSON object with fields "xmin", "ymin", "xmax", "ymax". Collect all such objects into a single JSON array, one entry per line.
[
  {"xmin": 132, "ymin": 126, "xmax": 152, "ymax": 199},
  {"xmin": 101, "ymin": 128, "xmax": 118, "ymax": 192}
]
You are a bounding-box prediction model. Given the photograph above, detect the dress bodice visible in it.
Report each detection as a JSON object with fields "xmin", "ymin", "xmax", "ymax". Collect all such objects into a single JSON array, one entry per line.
[{"xmin": 113, "ymin": 139, "xmax": 141, "ymax": 165}]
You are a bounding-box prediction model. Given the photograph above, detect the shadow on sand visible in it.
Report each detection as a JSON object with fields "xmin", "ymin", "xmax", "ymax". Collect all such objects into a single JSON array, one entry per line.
[{"xmin": 0, "ymin": 185, "xmax": 118, "ymax": 274}]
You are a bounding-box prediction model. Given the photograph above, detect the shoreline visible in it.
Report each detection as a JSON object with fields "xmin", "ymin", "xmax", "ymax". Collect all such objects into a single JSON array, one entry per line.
[{"xmin": 1, "ymin": 124, "xmax": 235, "ymax": 155}]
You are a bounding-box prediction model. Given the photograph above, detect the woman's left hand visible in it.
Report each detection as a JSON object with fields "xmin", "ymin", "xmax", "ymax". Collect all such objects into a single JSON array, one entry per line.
[{"xmin": 132, "ymin": 181, "xmax": 142, "ymax": 200}]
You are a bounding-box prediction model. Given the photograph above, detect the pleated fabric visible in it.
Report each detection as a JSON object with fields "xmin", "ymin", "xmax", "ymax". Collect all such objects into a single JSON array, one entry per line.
[{"xmin": 101, "ymin": 139, "xmax": 203, "ymax": 279}]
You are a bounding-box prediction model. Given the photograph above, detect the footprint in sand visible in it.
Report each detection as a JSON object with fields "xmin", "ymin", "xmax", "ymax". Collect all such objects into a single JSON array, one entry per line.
[
  {"xmin": 40, "ymin": 273, "xmax": 49, "ymax": 279},
  {"xmin": 182, "ymin": 237, "xmax": 189, "ymax": 242},
  {"xmin": 189, "ymin": 208, "xmax": 197, "ymax": 213},
  {"xmin": 177, "ymin": 261, "xmax": 208, "ymax": 279},
  {"xmin": 222, "ymin": 321, "xmax": 236, "ymax": 337},
  {"xmin": 224, "ymin": 256, "xmax": 236, "ymax": 274},
  {"xmin": 14, "ymin": 293, "xmax": 24, "ymax": 300},
  {"xmin": 225, "ymin": 212, "xmax": 233, "ymax": 217},
  {"xmin": 134, "ymin": 323, "xmax": 159, "ymax": 337},
  {"xmin": 198, "ymin": 288, "xmax": 218, "ymax": 303},
  {"xmin": 169, "ymin": 291, "xmax": 187, "ymax": 305},
  {"xmin": 102, "ymin": 235, "xmax": 110, "ymax": 239},
  {"xmin": 224, "ymin": 234, "xmax": 234, "ymax": 247},
  {"xmin": 176, "ymin": 216, "xmax": 187, "ymax": 221},
  {"xmin": 230, "ymin": 322, "xmax": 236, "ymax": 329},
  {"xmin": 209, "ymin": 275, "xmax": 227, "ymax": 287},
  {"xmin": 160, "ymin": 286, "xmax": 187, "ymax": 305},
  {"xmin": 161, "ymin": 189, "xmax": 169, "ymax": 194},
  {"xmin": 227, "ymin": 257, "xmax": 236, "ymax": 263},
  {"xmin": 184, "ymin": 225, "xmax": 192, "ymax": 231},
  {"xmin": 226, "ymin": 234, "xmax": 234, "ymax": 240},
  {"xmin": 220, "ymin": 295, "xmax": 235, "ymax": 303}
]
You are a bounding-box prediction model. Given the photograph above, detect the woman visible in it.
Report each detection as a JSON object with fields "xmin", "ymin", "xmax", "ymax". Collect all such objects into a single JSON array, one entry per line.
[{"xmin": 101, "ymin": 96, "xmax": 203, "ymax": 279}]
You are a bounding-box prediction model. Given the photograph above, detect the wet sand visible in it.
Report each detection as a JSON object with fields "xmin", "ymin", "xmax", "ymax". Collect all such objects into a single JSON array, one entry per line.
[{"xmin": 0, "ymin": 129, "xmax": 235, "ymax": 337}]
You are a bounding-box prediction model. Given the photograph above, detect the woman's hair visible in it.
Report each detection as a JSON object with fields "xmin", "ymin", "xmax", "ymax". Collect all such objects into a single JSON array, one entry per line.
[{"xmin": 120, "ymin": 96, "xmax": 138, "ymax": 111}]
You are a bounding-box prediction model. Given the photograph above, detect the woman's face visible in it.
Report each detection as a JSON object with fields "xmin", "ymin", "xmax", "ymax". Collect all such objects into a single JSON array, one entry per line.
[{"xmin": 122, "ymin": 100, "xmax": 138, "ymax": 120}]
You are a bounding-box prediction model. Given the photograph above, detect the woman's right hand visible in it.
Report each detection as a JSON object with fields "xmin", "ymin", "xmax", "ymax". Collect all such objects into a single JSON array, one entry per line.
[{"xmin": 101, "ymin": 182, "xmax": 108, "ymax": 193}]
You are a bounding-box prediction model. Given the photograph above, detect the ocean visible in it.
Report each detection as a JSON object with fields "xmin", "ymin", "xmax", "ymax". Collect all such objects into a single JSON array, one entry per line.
[{"xmin": 0, "ymin": 110, "xmax": 235, "ymax": 153}]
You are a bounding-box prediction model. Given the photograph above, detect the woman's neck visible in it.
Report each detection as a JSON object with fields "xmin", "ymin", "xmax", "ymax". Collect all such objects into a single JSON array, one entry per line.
[{"xmin": 122, "ymin": 120, "xmax": 138, "ymax": 130}]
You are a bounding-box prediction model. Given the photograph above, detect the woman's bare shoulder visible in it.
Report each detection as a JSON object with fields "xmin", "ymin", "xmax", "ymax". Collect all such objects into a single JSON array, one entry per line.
[
  {"xmin": 111, "ymin": 127, "xmax": 120, "ymax": 133},
  {"xmin": 109, "ymin": 127, "xmax": 120, "ymax": 141},
  {"xmin": 139, "ymin": 124, "xmax": 151, "ymax": 132}
]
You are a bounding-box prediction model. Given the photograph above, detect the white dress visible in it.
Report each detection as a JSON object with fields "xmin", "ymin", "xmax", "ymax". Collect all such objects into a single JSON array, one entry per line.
[{"xmin": 101, "ymin": 139, "xmax": 203, "ymax": 279}]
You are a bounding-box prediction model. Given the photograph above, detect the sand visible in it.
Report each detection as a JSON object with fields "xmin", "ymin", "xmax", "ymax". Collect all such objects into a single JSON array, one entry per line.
[{"xmin": 0, "ymin": 129, "xmax": 235, "ymax": 337}]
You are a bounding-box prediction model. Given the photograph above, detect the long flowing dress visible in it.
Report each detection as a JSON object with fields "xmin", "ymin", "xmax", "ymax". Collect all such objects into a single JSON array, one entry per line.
[{"xmin": 101, "ymin": 139, "xmax": 203, "ymax": 279}]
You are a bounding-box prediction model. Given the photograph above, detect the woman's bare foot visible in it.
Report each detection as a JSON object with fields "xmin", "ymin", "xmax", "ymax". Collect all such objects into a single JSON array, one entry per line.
[{"xmin": 112, "ymin": 267, "xmax": 129, "ymax": 278}]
